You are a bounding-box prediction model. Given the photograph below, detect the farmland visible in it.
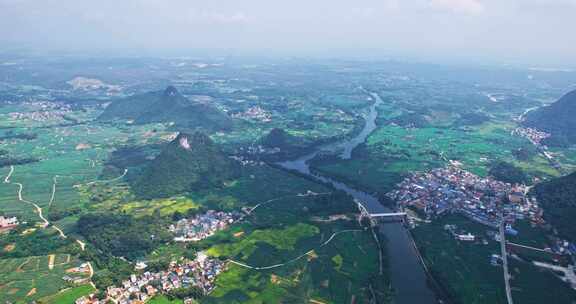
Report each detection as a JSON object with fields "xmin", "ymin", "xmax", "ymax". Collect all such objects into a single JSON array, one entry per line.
[
  {"xmin": 0, "ymin": 254, "xmax": 90, "ymax": 303},
  {"xmin": 1, "ymin": 55, "xmax": 576, "ymax": 304}
]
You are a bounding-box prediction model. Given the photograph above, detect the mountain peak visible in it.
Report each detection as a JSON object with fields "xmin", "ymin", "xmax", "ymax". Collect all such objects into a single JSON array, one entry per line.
[
  {"xmin": 174, "ymin": 132, "xmax": 212, "ymax": 147},
  {"xmin": 163, "ymin": 85, "xmax": 180, "ymax": 97},
  {"xmin": 134, "ymin": 131, "xmax": 239, "ymax": 199},
  {"xmin": 556, "ymin": 89, "xmax": 576, "ymax": 106},
  {"xmin": 523, "ymin": 89, "xmax": 576, "ymax": 146},
  {"xmin": 179, "ymin": 134, "xmax": 191, "ymax": 150},
  {"xmin": 262, "ymin": 128, "xmax": 295, "ymax": 148},
  {"xmin": 98, "ymin": 86, "xmax": 233, "ymax": 131}
]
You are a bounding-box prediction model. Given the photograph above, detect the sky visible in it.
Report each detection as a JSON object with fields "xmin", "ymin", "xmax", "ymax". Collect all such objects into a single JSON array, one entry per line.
[{"xmin": 0, "ymin": 0, "xmax": 575, "ymax": 66}]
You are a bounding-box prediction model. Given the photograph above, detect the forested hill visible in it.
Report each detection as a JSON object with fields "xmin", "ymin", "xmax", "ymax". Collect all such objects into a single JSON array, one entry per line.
[
  {"xmin": 261, "ymin": 128, "xmax": 301, "ymax": 149},
  {"xmin": 133, "ymin": 132, "xmax": 239, "ymax": 199},
  {"xmin": 98, "ymin": 86, "xmax": 233, "ymax": 131},
  {"xmin": 523, "ymin": 89, "xmax": 576, "ymax": 146},
  {"xmin": 531, "ymin": 171, "xmax": 576, "ymax": 242},
  {"xmin": 259, "ymin": 128, "xmax": 314, "ymax": 160}
]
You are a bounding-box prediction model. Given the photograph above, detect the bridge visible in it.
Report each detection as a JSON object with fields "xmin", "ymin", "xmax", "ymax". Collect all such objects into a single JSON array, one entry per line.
[
  {"xmin": 355, "ymin": 199, "xmax": 407, "ymax": 225},
  {"xmin": 370, "ymin": 212, "xmax": 407, "ymax": 218}
]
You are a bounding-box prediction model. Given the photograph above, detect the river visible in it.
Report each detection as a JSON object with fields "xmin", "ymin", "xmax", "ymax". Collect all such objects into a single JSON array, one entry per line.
[{"xmin": 278, "ymin": 93, "xmax": 438, "ymax": 304}]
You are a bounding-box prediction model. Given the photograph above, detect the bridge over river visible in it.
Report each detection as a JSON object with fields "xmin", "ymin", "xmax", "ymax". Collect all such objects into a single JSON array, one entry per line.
[{"xmin": 279, "ymin": 92, "xmax": 438, "ymax": 304}]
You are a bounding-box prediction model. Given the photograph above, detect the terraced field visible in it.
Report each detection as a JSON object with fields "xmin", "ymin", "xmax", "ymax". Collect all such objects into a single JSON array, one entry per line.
[{"xmin": 0, "ymin": 254, "xmax": 89, "ymax": 303}]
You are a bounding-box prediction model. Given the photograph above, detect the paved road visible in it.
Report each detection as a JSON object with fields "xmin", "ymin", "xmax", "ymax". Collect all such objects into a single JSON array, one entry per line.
[
  {"xmin": 246, "ymin": 191, "xmax": 331, "ymax": 215},
  {"xmin": 16, "ymin": 181, "xmax": 67, "ymax": 238},
  {"xmin": 15, "ymin": 182, "xmax": 49, "ymax": 227},
  {"xmin": 7, "ymin": 166, "xmax": 97, "ymax": 288},
  {"xmin": 83, "ymin": 168, "xmax": 127, "ymax": 186},
  {"xmin": 7, "ymin": 167, "xmax": 67, "ymax": 239},
  {"xmin": 4, "ymin": 165, "xmax": 14, "ymax": 183},
  {"xmin": 48, "ymin": 175, "xmax": 58, "ymax": 208},
  {"xmin": 499, "ymin": 218, "xmax": 514, "ymax": 304}
]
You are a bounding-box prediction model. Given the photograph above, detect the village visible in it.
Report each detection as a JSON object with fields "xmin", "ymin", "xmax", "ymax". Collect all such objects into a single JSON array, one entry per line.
[
  {"xmin": 513, "ymin": 127, "xmax": 564, "ymax": 172},
  {"xmin": 170, "ymin": 210, "xmax": 241, "ymax": 242},
  {"xmin": 8, "ymin": 100, "xmax": 73, "ymax": 122},
  {"xmin": 234, "ymin": 144, "xmax": 283, "ymax": 161},
  {"xmin": 387, "ymin": 164, "xmax": 542, "ymax": 230},
  {"xmin": 75, "ymin": 252, "xmax": 225, "ymax": 304},
  {"xmin": 231, "ymin": 106, "xmax": 272, "ymax": 122},
  {"xmin": 513, "ymin": 127, "xmax": 551, "ymax": 146},
  {"xmin": 230, "ymin": 154, "xmax": 267, "ymax": 167},
  {"xmin": 387, "ymin": 164, "xmax": 576, "ymax": 259}
]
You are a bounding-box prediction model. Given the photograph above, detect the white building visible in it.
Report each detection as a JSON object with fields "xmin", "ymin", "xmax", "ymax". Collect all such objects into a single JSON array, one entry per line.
[
  {"xmin": 0, "ymin": 216, "xmax": 18, "ymax": 228},
  {"xmin": 456, "ymin": 233, "xmax": 476, "ymax": 241}
]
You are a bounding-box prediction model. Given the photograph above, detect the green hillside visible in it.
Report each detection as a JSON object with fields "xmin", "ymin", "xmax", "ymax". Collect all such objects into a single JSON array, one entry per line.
[
  {"xmin": 261, "ymin": 128, "xmax": 301, "ymax": 148},
  {"xmin": 531, "ymin": 171, "xmax": 576, "ymax": 242},
  {"xmin": 259, "ymin": 128, "xmax": 312, "ymax": 160},
  {"xmin": 98, "ymin": 86, "xmax": 233, "ymax": 131},
  {"xmin": 524, "ymin": 89, "xmax": 576, "ymax": 146},
  {"xmin": 133, "ymin": 132, "xmax": 239, "ymax": 199}
]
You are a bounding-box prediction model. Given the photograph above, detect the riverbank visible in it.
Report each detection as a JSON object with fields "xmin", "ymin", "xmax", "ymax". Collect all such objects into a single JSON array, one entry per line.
[{"xmin": 278, "ymin": 92, "xmax": 439, "ymax": 304}]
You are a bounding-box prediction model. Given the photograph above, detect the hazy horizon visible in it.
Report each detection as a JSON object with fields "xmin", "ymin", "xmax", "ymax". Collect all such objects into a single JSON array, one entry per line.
[{"xmin": 1, "ymin": 0, "xmax": 575, "ymax": 67}]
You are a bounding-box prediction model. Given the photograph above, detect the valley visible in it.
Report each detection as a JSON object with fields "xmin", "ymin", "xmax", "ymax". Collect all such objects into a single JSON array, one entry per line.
[{"xmin": 1, "ymin": 56, "xmax": 576, "ymax": 304}]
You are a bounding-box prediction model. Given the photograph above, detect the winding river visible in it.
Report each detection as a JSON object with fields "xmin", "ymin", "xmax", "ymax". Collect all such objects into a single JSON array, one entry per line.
[{"xmin": 278, "ymin": 93, "xmax": 438, "ymax": 304}]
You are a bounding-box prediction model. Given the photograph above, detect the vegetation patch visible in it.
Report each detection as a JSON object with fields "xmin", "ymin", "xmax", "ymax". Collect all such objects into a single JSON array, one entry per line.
[{"xmin": 207, "ymin": 223, "xmax": 319, "ymax": 259}]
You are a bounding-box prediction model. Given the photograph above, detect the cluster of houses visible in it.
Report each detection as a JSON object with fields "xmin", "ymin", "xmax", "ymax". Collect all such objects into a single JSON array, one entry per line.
[
  {"xmin": 238, "ymin": 144, "xmax": 281, "ymax": 157},
  {"xmin": 444, "ymin": 224, "xmax": 477, "ymax": 242},
  {"xmin": 386, "ymin": 164, "xmax": 576, "ymax": 269},
  {"xmin": 170, "ymin": 210, "xmax": 241, "ymax": 242},
  {"xmin": 75, "ymin": 252, "xmax": 225, "ymax": 304},
  {"xmin": 8, "ymin": 100, "xmax": 74, "ymax": 122},
  {"xmin": 513, "ymin": 127, "xmax": 551, "ymax": 146},
  {"xmin": 67, "ymin": 76, "xmax": 122, "ymax": 93},
  {"xmin": 554, "ymin": 240, "xmax": 576, "ymax": 256},
  {"xmin": 9, "ymin": 109, "xmax": 70, "ymax": 122},
  {"xmin": 312, "ymin": 108, "xmax": 355, "ymax": 124},
  {"xmin": 387, "ymin": 165, "xmax": 543, "ymax": 229},
  {"xmin": 0, "ymin": 215, "xmax": 18, "ymax": 231},
  {"xmin": 513, "ymin": 127, "xmax": 564, "ymax": 172},
  {"xmin": 230, "ymin": 155, "xmax": 266, "ymax": 167},
  {"xmin": 231, "ymin": 106, "xmax": 272, "ymax": 122},
  {"xmin": 63, "ymin": 267, "xmax": 90, "ymax": 285}
]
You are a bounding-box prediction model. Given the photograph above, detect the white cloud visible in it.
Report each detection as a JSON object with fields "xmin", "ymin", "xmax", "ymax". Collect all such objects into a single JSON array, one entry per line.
[
  {"xmin": 384, "ymin": 0, "xmax": 401, "ymax": 10},
  {"xmin": 0, "ymin": 0, "xmax": 574, "ymax": 65},
  {"xmin": 429, "ymin": 0, "xmax": 485, "ymax": 15},
  {"xmin": 352, "ymin": 7, "xmax": 377, "ymax": 18},
  {"xmin": 516, "ymin": 0, "xmax": 576, "ymax": 11},
  {"xmin": 202, "ymin": 11, "xmax": 249, "ymax": 25}
]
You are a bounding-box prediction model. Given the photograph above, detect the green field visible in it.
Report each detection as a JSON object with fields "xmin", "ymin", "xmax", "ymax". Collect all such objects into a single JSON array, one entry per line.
[
  {"xmin": 412, "ymin": 215, "xmax": 576, "ymax": 304},
  {"xmin": 38, "ymin": 284, "xmax": 96, "ymax": 304},
  {"xmin": 205, "ymin": 225, "xmax": 389, "ymax": 304},
  {"xmin": 310, "ymin": 118, "xmax": 570, "ymax": 198},
  {"xmin": 0, "ymin": 254, "xmax": 90, "ymax": 303}
]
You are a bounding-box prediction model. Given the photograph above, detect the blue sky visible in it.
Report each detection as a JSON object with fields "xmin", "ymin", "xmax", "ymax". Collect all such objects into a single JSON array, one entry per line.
[{"xmin": 1, "ymin": 0, "xmax": 575, "ymax": 66}]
